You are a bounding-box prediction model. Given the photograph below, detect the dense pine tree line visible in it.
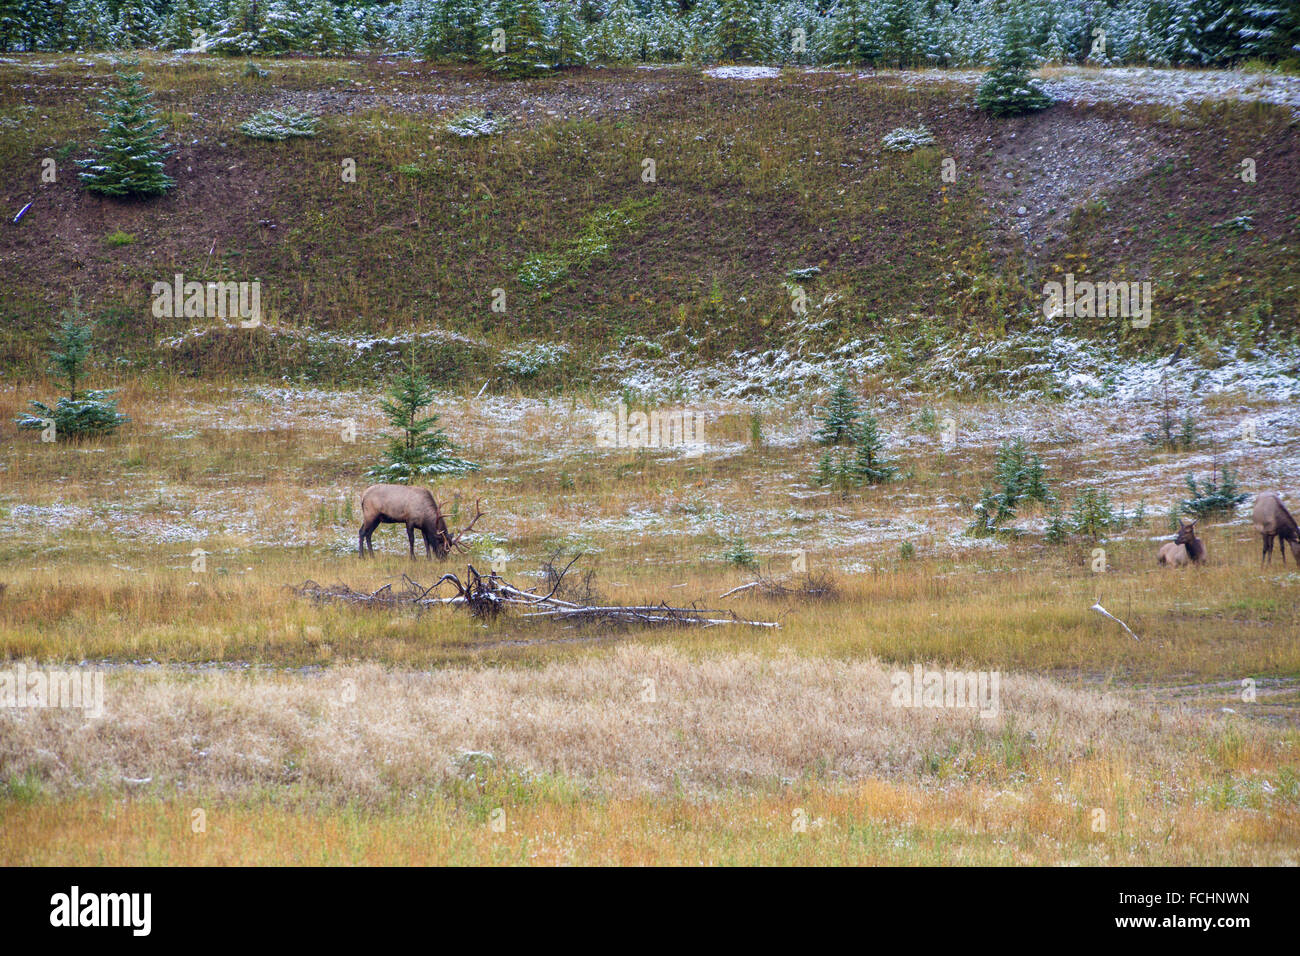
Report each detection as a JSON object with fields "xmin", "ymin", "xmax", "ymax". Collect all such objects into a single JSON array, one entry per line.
[{"xmin": 2, "ymin": 0, "xmax": 1296, "ymax": 68}]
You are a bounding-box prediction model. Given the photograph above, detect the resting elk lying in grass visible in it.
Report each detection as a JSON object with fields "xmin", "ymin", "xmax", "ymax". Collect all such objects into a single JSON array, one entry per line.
[
  {"xmin": 1157, "ymin": 519, "xmax": 1205, "ymax": 567},
  {"xmin": 1252, "ymin": 492, "xmax": 1300, "ymax": 567},
  {"xmin": 357, "ymin": 484, "xmax": 483, "ymax": 559}
]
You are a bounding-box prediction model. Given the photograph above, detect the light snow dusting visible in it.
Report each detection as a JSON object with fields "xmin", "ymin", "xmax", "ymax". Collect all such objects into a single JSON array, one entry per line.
[
  {"xmin": 704, "ymin": 66, "xmax": 782, "ymax": 80},
  {"xmin": 882, "ymin": 65, "xmax": 1300, "ymax": 116}
]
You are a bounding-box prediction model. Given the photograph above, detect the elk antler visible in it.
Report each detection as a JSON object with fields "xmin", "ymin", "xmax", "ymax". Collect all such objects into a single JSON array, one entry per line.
[{"xmin": 448, "ymin": 498, "xmax": 485, "ymax": 553}]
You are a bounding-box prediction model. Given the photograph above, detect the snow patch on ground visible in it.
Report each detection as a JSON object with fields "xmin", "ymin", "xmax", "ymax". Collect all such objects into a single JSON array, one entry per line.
[
  {"xmin": 157, "ymin": 322, "xmax": 485, "ymax": 354},
  {"xmin": 704, "ymin": 66, "xmax": 782, "ymax": 80},
  {"xmin": 1041, "ymin": 66, "xmax": 1300, "ymax": 113},
  {"xmin": 884, "ymin": 65, "xmax": 1300, "ymax": 114},
  {"xmin": 603, "ymin": 335, "xmax": 1300, "ymax": 406}
]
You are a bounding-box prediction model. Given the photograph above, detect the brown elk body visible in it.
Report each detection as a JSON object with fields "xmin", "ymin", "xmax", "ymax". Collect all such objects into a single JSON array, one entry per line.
[
  {"xmin": 1158, "ymin": 519, "xmax": 1205, "ymax": 567},
  {"xmin": 1156, "ymin": 541, "xmax": 1186, "ymax": 566},
  {"xmin": 358, "ymin": 484, "xmax": 450, "ymax": 559},
  {"xmin": 1252, "ymin": 492, "xmax": 1300, "ymax": 566}
]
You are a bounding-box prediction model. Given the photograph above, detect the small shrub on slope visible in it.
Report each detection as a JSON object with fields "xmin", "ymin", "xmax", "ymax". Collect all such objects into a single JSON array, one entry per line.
[
  {"xmin": 881, "ymin": 125, "xmax": 935, "ymax": 152},
  {"xmin": 238, "ymin": 107, "xmax": 320, "ymax": 140},
  {"xmin": 445, "ymin": 109, "xmax": 508, "ymax": 138}
]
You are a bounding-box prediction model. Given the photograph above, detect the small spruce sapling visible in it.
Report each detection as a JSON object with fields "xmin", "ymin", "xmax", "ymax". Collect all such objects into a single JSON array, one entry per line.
[
  {"xmin": 77, "ymin": 67, "xmax": 175, "ymax": 197},
  {"xmin": 975, "ymin": 13, "xmax": 1053, "ymax": 117},
  {"xmin": 813, "ymin": 379, "xmax": 862, "ymax": 446},
  {"xmin": 368, "ymin": 360, "xmax": 478, "ymax": 482},
  {"xmin": 16, "ymin": 294, "xmax": 129, "ymax": 440}
]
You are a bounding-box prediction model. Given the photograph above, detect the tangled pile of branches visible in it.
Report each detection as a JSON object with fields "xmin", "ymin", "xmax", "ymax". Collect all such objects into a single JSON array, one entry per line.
[{"xmin": 295, "ymin": 554, "xmax": 777, "ymax": 629}]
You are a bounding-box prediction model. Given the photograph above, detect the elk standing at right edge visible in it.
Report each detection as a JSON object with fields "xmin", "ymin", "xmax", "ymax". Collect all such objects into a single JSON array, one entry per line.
[{"xmin": 1252, "ymin": 492, "xmax": 1300, "ymax": 566}]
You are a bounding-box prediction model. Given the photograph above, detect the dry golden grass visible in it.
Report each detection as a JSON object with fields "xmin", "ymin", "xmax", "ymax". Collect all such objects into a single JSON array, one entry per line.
[
  {"xmin": 4, "ymin": 777, "xmax": 1297, "ymax": 866},
  {"xmin": 0, "ymin": 647, "xmax": 1227, "ymax": 799},
  {"xmin": 1, "ymin": 379, "xmax": 1298, "ymax": 863},
  {"xmin": 1, "ymin": 638, "xmax": 1297, "ymax": 864}
]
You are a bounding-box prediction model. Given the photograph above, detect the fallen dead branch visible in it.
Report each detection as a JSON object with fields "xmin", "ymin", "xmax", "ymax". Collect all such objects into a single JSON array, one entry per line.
[
  {"xmin": 720, "ymin": 571, "xmax": 839, "ymax": 601},
  {"xmin": 294, "ymin": 555, "xmax": 779, "ymax": 629}
]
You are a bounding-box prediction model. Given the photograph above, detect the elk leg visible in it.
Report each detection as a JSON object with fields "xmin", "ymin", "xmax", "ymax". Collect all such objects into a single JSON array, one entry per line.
[
  {"xmin": 407, "ymin": 523, "xmax": 416, "ymax": 558},
  {"xmin": 359, "ymin": 517, "xmax": 381, "ymax": 557},
  {"xmin": 1263, "ymin": 534, "xmax": 1273, "ymax": 566}
]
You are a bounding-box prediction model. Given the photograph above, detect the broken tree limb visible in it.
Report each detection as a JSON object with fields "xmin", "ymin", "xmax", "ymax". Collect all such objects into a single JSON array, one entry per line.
[
  {"xmin": 719, "ymin": 572, "xmax": 839, "ymax": 601},
  {"xmin": 293, "ymin": 555, "xmax": 779, "ymax": 629}
]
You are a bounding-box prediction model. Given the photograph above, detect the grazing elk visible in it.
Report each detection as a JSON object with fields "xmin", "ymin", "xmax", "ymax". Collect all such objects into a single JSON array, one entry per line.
[
  {"xmin": 1252, "ymin": 492, "xmax": 1300, "ymax": 566},
  {"xmin": 357, "ymin": 484, "xmax": 483, "ymax": 559},
  {"xmin": 1157, "ymin": 518, "xmax": 1205, "ymax": 567}
]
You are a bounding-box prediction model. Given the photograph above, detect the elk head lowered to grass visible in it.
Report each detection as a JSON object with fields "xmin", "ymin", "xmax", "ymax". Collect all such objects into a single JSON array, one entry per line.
[
  {"xmin": 1252, "ymin": 492, "xmax": 1300, "ymax": 567},
  {"xmin": 357, "ymin": 484, "xmax": 484, "ymax": 559},
  {"xmin": 1157, "ymin": 518, "xmax": 1205, "ymax": 567}
]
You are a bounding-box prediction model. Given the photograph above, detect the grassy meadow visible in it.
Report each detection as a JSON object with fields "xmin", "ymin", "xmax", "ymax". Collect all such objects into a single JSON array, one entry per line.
[
  {"xmin": 1, "ymin": 54, "xmax": 1299, "ymax": 865},
  {"xmin": 1, "ymin": 377, "xmax": 1298, "ymax": 865}
]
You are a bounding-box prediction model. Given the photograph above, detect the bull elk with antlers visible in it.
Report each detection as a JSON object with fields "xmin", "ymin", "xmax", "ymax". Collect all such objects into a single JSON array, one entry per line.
[{"xmin": 358, "ymin": 484, "xmax": 484, "ymax": 559}]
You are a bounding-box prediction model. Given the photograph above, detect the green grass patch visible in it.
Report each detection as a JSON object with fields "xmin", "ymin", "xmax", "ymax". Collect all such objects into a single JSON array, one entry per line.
[{"xmin": 517, "ymin": 194, "xmax": 662, "ymax": 291}]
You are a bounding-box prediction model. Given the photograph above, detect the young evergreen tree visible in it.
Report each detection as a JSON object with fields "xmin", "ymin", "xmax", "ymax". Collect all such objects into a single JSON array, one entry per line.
[
  {"xmin": 416, "ymin": 0, "xmax": 448, "ymax": 58},
  {"xmin": 113, "ymin": 0, "xmax": 159, "ymax": 48},
  {"xmin": 303, "ymin": 0, "xmax": 343, "ymax": 52},
  {"xmin": 0, "ymin": 0, "xmax": 26, "ymax": 52},
  {"xmin": 969, "ymin": 486, "xmax": 1013, "ymax": 537},
  {"xmin": 815, "ymin": 446, "xmax": 856, "ymax": 494},
  {"xmin": 593, "ymin": 0, "xmax": 643, "ymax": 62},
  {"xmin": 1190, "ymin": 0, "xmax": 1248, "ymax": 63},
  {"xmin": 920, "ymin": 0, "xmax": 960, "ymax": 65},
  {"xmin": 209, "ymin": 0, "xmax": 266, "ymax": 53},
  {"xmin": 877, "ymin": 0, "xmax": 917, "ymax": 68},
  {"xmin": 336, "ymin": 2, "xmax": 362, "ymax": 51},
  {"xmin": 440, "ymin": 0, "xmax": 482, "ymax": 60},
  {"xmin": 159, "ymin": 0, "xmax": 204, "ymax": 50},
  {"xmin": 817, "ymin": 0, "xmax": 883, "ymax": 65},
  {"xmin": 259, "ymin": 0, "xmax": 302, "ymax": 53},
  {"xmin": 550, "ymin": 0, "xmax": 588, "ymax": 68},
  {"xmin": 48, "ymin": 294, "xmax": 91, "ymax": 402},
  {"xmin": 716, "ymin": 0, "xmax": 764, "ymax": 60},
  {"xmin": 1152, "ymin": 0, "xmax": 1199, "ymax": 64},
  {"xmin": 975, "ymin": 11, "xmax": 1054, "ymax": 115},
  {"xmin": 16, "ymin": 294, "xmax": 129, "ymax": 441},
  {"xmin": 369, "ymin": 364, "xmax": 478, "ymax": 481},
  {"xmin": 812, "ymin": 382, "xmax": 894, "ymax": 491},
  {"xmin": 685, "ymin": 0, "xmax": 722, "ymax": 61},
  {"xmin": 77, "ymin": 67, "xmax": 174, "ymax": 198},
  {"xmin": 850, "ymin": 412, "xmax": 896, "ymax": 485},
  {"xmin": 1226, "ymin": 1, "xmax": 1299, "ymax": 62},
  {"xmin": 812, "ymin": 379, "xmax": 862, "ymax": 445},
  {"xmin": 1070, "ymin": 487, "xmax": 1116, "ymax": 539},
  {"xmin": 68, "ymin": 0, "xmax": 119, "ymax": 51},
  {"xmin": 993, "ymin": 437, "xmax": 1050, "ymax": 505},
  {"xmin": 814, "ymin": 418, "xmax": 894, "ymax": 492},
  {"xmin": 967, "ymin": 438, "xmax": 1052, "ymax": 536},
  {"xmin": 647, "ymin": 0, "xmax": 686, "ymax": 61},
  {"xmin": 486, "ymin": 0, "xmax": 552, "ymax": 76}
]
